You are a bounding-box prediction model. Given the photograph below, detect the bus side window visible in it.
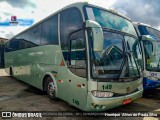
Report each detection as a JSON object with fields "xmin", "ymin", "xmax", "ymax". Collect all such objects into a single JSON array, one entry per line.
[
  {"xmin": 5, "ymin": 41, "xmax": 11, "ymax": 52},
  {"xmin": 41, "ymin": 15, "xmax": 58, "ymax": 45},
  {"xmin": 68, "ymin": 30, "xmax": 86, "ymax": 78},
  {"xmin": 9, "ymin": 38, "xmax": 20, "ymax": 51},
  {"xmin": 60, "ymin": 7, "xmax": 83, "ymax": 51}
]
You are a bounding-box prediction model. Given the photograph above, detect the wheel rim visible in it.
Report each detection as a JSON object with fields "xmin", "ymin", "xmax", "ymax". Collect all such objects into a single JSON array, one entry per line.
[{"xmin": 48, "ymin": 80, "xmax": 56, "ymax": 97}]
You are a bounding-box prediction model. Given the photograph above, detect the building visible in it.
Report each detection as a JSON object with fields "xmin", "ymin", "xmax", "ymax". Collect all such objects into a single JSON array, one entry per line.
[{"xmin": 0, "ymin": 37, "xmax": 8, "ymax": 68}]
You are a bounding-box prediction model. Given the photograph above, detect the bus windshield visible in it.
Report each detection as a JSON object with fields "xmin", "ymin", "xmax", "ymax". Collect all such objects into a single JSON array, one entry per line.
[
  {"xmin": 89, "ymin": 31, "xmax": 142, "ymax": 80},
  {"xmin": 138, "ymin": 25, "xmax": 160, "ymax": 40},
  {"xmin": 85, "ymin": 6, "xmax": 137, "ymax": 36},
  {"xmin": 143, "ymin": 40, "xmax": 160, "ymax": 72},
  {"xmin": 85, "ymin": 6, "xmax": 142, "ymax": 80}
]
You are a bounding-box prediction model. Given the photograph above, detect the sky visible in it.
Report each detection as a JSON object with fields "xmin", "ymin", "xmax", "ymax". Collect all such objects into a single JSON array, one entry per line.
[{"xmin": 0, "ymin": 0, "xmax": 160, "ymax": 39}]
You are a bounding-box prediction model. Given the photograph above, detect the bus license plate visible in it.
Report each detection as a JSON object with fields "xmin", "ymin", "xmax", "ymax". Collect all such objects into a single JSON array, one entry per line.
[{"xmin": 122, "ymin": 98, "xmax": 132, "ymax": 105}]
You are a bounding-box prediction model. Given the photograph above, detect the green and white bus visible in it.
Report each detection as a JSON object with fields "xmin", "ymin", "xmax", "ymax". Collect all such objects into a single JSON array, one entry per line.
[{"xmin": 5, "ymin": 2, "xmax": 143, "ymax": 111}]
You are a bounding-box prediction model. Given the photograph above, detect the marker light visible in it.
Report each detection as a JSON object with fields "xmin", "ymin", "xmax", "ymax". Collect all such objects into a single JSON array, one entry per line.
[{"xmin": 92, "ymin": 91, "xmax": 114, "ymax": 98}]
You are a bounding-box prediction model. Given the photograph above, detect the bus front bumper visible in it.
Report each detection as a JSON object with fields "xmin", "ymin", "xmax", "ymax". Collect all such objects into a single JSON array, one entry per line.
[{"xmin": 85, "ymin": 88, "xmax": 143, "ymax": 111}]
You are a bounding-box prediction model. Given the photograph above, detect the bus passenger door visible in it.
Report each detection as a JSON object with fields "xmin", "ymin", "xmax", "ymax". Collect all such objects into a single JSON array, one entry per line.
[{"xmin": 67, "ymin": 31, "xmax": 88, "ymax": 110}]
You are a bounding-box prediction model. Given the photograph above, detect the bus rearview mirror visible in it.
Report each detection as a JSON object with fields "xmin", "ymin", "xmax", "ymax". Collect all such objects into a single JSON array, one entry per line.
[
  {"xmin": 141, "ymin": 35, "xmax": 157, "ymax": 56},
  {"xmin": 86, "ymin": 20, "xmax": 104, "ymax": 52}
]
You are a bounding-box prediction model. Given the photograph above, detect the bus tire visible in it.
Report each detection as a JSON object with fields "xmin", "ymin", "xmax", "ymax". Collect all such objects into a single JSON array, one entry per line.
[{"xmin": 46, "ymin": 77, "xmax": 57, "ymax": 100}]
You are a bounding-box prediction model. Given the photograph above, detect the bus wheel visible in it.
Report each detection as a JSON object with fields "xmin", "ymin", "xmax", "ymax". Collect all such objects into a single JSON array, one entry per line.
[{"xmin": 47, "ymin": 77, "xmax": 57, "ymax": 100}]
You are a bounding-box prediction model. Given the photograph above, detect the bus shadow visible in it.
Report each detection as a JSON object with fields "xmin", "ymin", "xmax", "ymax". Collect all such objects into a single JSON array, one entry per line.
[
  {"xmin": 10, "ymin": 76, "xmax": 46, "ymax": 96},
  {"xmin": 0, "ymin": 76, "xmax": 45, "ymax": 101},
  {"xmin": 109, "ymin": 101, "xmax": 160, "ymax": 112},
  {"xmin": 143, "ymin": 89, "xmax": 160, "ymax": 100}
]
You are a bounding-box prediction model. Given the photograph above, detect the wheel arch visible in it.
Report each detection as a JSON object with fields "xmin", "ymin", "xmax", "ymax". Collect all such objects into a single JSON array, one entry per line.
[{"xmin": 42, "ymin": 72, "xmax": 58, "ymax": 96}]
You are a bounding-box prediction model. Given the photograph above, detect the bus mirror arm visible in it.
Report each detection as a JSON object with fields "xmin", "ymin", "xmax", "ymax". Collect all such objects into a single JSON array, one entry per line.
[{"xmin": 85, "ymin": 20, "xmax": 104, "ymax": 52}]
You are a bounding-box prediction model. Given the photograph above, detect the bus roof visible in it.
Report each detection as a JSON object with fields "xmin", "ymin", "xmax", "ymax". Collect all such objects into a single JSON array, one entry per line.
[
  {"xmin": 9, "ymin": 2, "xmax": 132, "ymax": 40},
  {"xmin": 133, "ymin": 22, "xmax": 159, "ymax": 31}
]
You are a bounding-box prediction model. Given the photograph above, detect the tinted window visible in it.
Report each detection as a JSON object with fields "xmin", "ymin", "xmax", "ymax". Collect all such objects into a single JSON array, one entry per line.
[
  {"xmin": 41, "ymin": 15, "xmax": 58, "ymax": 45},
  {"xmin": 30, "ymin": 25, "xmax": 41, "ymax": 45},
  {"xmin": 146, "ymin": 27, "xmax": 160, "ymax": 40},
  {"xmin": 19, "ymin": 31, "xmax": 38, "ymax": 49},
  {"xmin": 60, "ymin": 8, "xmax": 83, "ymax": 50},
  {"xmin": 138, "ymin": 25, "xmax": 149, "ymax": 35},
  {"xmin": 6, "ymin": 14, "xmax": 58, "ymax": 52},
  {"xmin": 85, "ymin": 6, "xmax": 137, "ymax": 36},
  {"xmin": 69, "ymin": 30, "xmax": 86, "ymax": 78},
  {"xmin": 6, "ymin": 38, "xmax": 20, "ymax": 52},
  {"xmin": 5, "ymin": 41, "xmax": 10, "ymax": 52}
]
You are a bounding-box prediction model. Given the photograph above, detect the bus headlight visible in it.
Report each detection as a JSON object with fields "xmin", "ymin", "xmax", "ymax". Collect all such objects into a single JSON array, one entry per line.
[{"xmin": 92, "ymin": 91, "xmax": 114, "ymax": 98}]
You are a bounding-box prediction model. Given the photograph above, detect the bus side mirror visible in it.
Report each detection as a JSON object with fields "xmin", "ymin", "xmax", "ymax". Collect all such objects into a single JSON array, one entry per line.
[
  {"xmin": 85, "ymin": 20, "xmax": 104, "ymax": 52},
  {"xmin": 141, "ymin": 35, "xmax": 157, "ymax": 56}
]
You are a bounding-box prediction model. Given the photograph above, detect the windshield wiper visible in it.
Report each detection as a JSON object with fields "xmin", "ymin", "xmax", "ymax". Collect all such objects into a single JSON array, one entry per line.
[
  {"xmin": 115, "ymin": 52, "xmax": 141, "ymax": 80},
  {"xmin": 131, "ymin": 52, "xmax": 141, "ymax": 77},
  {"xmin": 115, "ymin": 52, "xmax": 127, "ymax": 80}
]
